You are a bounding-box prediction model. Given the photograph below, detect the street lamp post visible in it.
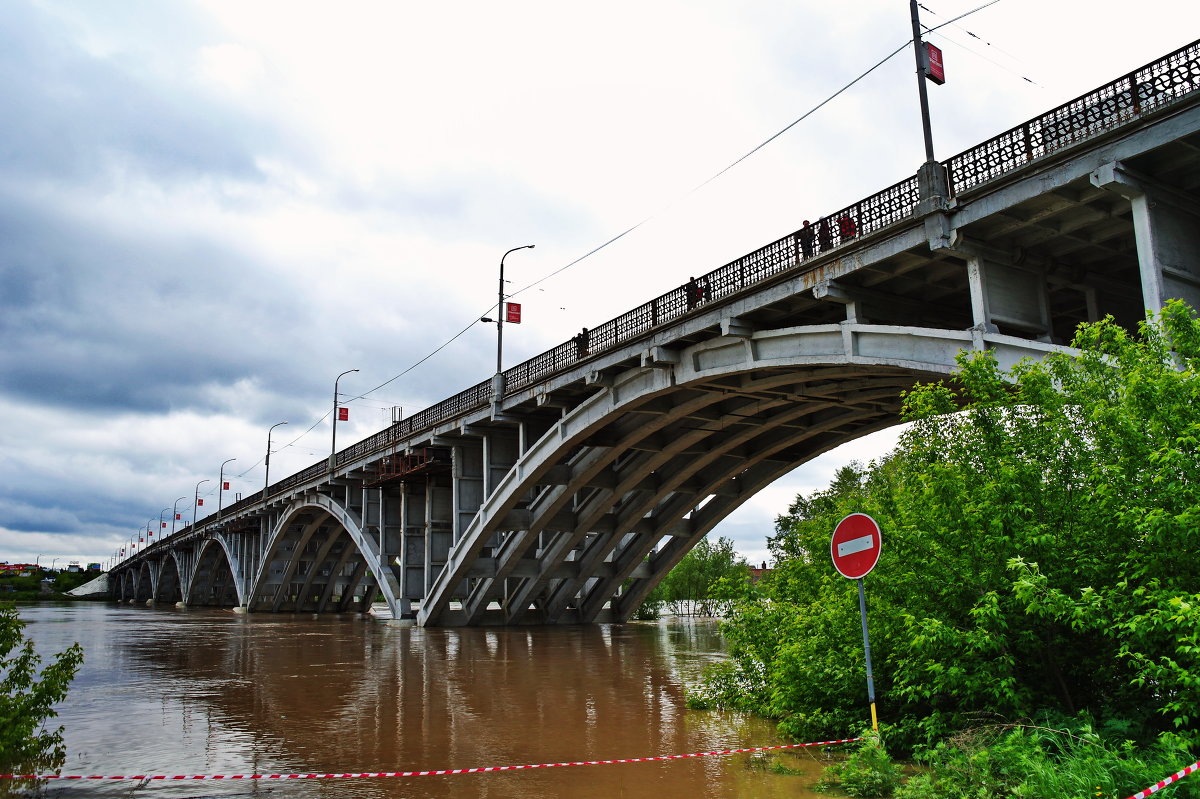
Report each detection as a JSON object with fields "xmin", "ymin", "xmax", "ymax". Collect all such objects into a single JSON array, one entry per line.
[
  {"xmin": 265, "ymin": 421, "xmax": 289, "ymax": 494},
  {"xmin": 494, "ymin": 245, "xmax": 535, "ymax": 374},
  {"xmin": 330, "ymin": 370, "xmax": 359, "ymax": 470},
  {"xmin": 158, "ymin": 508, "xmax": 169, "ymax": 541},
  {"xmin": 909, "ymin": 0, "xmax": 937, "ymax": 165},
  {"xmin": 193, "ymin": 478, "xmax": 211, "ymax": 527},
  {"xmin": 218, "ymin": 459, "xmax": 236, "ymax": 521},
  {"xmin": 51, "ymin": 557, "xmax": 59, "ymax": 572},
  {"xmin": 171, "ymin": 497, "xmax": 186, "ymax": 536}
]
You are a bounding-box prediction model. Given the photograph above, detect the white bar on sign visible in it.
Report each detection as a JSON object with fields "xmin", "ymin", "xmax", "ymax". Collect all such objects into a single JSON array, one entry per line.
[{"xmin": 837, "ymin": 533, "xmax": 875, "ymax": 558}]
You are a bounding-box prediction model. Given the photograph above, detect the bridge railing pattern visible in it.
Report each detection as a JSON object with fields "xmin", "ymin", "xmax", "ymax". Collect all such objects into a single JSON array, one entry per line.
[
  {"xmin": 164, "ymin": 38, "xmax": 1199, "ymax": 545},
  {"xmin": 946, "ymin": 39, "xmax": 1200, "ymax": 195}
]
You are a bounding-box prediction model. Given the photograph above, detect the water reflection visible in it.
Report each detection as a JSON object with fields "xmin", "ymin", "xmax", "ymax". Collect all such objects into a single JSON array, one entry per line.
[{"xmin": 19, "ymin": 604, "xmax": 836, "ymax": 798}]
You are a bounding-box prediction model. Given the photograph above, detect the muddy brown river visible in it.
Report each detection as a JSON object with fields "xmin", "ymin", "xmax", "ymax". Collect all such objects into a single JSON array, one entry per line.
[{"xmin": 17, "ymin": 603, "xmax": 840, "ymax": 798}]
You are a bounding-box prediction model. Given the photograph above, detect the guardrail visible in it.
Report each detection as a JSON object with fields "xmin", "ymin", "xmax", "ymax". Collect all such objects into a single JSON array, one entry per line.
[{"xmin": 151, "ymin": 38, "xmax": 1200, "ymax": 549}]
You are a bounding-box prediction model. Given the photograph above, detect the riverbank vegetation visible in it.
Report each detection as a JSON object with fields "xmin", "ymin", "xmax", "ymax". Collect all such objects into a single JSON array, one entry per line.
[
  {"xmin": 0, "ymin": 569, "xmax": 98, "ymax": 602},
  {"xmin": 636, "ymin": 536, "xmax": 750, "ymax": 618},
  {"xmin": 0, "ymin": 603, "xmax": 83, "ymax": 793},
  {"xmin": 689, "ymin": 301, "xmax": 1200, "ymax": 797}
]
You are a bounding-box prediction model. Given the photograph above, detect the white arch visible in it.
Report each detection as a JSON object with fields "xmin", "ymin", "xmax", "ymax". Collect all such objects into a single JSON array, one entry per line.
[
  {"xmin": 183, "ymin": 536, "xmax": 244, "ymax": 607},
  {"xmin": 248, "ymin": 494, "xmax": 403, "ymax": 618},
  {"xmin": 419, "ymin": 323, "xmax": 1064, "ymax": 625}
]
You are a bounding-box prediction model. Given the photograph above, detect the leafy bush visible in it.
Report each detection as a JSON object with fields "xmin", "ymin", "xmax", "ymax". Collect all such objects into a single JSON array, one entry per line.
[
  {"xmin": 894, "ymin": 719, "xmax": 1200, "ymax": 799},
  {"xmin": 817, "ymin": 734, "xmax": 902, "ymax": 797},
  {"xmin": 0, "ymin": 603, "xmax": 83, "ymax": 789}
]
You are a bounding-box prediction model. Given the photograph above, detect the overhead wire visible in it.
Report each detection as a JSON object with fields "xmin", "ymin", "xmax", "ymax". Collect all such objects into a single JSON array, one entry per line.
[{"xmin": 918, "ymin": 2, "xmax": 1041, "ymax": 86}]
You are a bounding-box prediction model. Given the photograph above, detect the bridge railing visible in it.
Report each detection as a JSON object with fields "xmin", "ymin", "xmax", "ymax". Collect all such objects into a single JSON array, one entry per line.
[
  {"xmin": 946, "ymin": 38, "xmax": 1200, "ymax": 195},
  {"xmin": 160, "ymin": 38, "xmax": 1200, "ymax": 547}
]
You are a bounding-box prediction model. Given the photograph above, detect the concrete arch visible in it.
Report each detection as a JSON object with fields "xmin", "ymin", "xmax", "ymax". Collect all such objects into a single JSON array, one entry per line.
[
  {"xmin": 184, "ymin": 537, "xmax": 242, "ymax": 607},
  {"xmin": 247, "ymin": 494, "xmax": 403, "ymax": 617},
  {"xmin": 420, "ymin": 323, "xmax": 1062, "ymax": 625},
  {"xmin": 133, "ymin": 560, "xmax": 156, "ymax": 604},
  {"xmin": 154, "ymin": 553, "xmax": 184, "ymax": 604}
]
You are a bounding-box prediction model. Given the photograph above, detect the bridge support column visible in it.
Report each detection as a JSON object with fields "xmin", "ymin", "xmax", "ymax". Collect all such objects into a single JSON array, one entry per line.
[
  {"xmin": 1091, "ymin": 161, "xmax": 1200, "ymax": 312},
  {"xmin": 954, "ymin": 242, "xmax": 1053, "ymax": 341}
]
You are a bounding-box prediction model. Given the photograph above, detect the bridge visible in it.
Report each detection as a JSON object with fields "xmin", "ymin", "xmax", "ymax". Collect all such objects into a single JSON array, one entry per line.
[{"xmin": 110, "ymin": 40, "xmax": 1200, "ymax": 625}]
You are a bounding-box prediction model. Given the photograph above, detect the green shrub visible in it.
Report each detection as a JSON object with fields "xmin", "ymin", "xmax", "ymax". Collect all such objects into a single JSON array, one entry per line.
[
  {"xmin": 0, "ymin": 603, "xmax": 83, "ymax": 792},
  {"xmin": 818, "ymin": 734, "xmax": 902, "ymax": 798}
]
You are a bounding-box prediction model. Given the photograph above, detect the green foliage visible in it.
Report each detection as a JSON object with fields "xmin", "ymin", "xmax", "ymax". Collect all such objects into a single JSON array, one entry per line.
[
  {"xmin": 0, "ymin": 603, "xmax": 83, "ymax": 786},
  {"xmin": 817, "ymin": 734, "xmax": 903, "ymax": 797},
  {"xmin": 893, "ymin": 719, "xmax": 1200, "ymax": 799},
  {"xmin": 652, "ymin": 536, "xmax": 749, "ymax": 617},
  {"xmin": 696, "ymin": 301, "xmax": 1200, "ymax": 753}
]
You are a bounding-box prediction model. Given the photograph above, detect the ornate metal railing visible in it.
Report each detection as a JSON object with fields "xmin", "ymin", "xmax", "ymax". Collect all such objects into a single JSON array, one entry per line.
[
  {"xmin": 945, "ymin": 39, "xmax": 1200, "ymax": 195},
  {"xmin": 169, "ymin": 38, "xmax": 1200, "ymax": 541}
]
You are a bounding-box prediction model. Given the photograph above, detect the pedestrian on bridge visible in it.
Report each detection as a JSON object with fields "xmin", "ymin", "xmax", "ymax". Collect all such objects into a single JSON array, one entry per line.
[{"xmin": 799, "ymin": 220, "xmax": 815, "ymax": 258}]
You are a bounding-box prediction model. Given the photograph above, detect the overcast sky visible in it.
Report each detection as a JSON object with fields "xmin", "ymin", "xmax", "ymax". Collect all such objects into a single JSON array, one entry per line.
[{"xmin": 2, "ymin": 0, "xmax": 1196, "ymax": 569}]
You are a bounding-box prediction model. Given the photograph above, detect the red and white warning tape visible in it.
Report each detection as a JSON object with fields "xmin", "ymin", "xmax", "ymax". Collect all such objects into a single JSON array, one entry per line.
[
  {"xmin": 0, "ymin": 738, "xmax": 861, "ymax": 781},
  {"xmin": 1126, "ymin": 760, "xmax": 1200, "ymax": 799}
]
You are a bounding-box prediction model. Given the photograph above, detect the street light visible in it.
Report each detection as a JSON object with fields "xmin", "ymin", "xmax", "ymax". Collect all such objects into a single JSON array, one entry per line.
[
  {"xmin": 265, "ymin": 421, "xmax": 289, "ymax": 494},
  {"xmin": 171, "ymin": 497, "xmax": 186, "ymax": 536},
  {"xmin": 193, "ymin": 478, "xmax": 211, "ymax": 527},
  {"xmin": 330, "ymin": 370, "xmax": 359, "ymax": 470},
  {"xmin": 491, "ymin": 245, "xmax": 534, "ymax": 374},
  {"xmin": 218, "ymin": 458, "xmax": 236, "ymax": 521},
  {"xmin": 158, "ymin": 507, "xmax": 170, "ymax": 541},
  {"xmin": 51, "ymin": 557, "xmax": 59, "ymax": 572}
]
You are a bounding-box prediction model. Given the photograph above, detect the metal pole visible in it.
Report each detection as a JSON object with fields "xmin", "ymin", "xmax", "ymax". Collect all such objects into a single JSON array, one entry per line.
[
  {"xmin": 171, "ymin": 497, "xmax": 186, "ymax": 535},
  {"xmin": 265, "ymin": 421, "xmax": 289, "ymax": 495},
  {"xmin": 331, "ymin": 370, "xmax": 359, "ymax": 470},
  {"xmin": 496, "ymin": 245, "xmax": 535, "ymax": 374},
  {"xmin": 858, "ymin": 577, "xmax": 879, "ymax": 732},
  {"xmin": 158, "ymin": 508, "xmax": 169, "ymax": 540},
  {"xmin": 218, "ymin": 459, "xmax": 236, "ymax": 520},
  {"xmin": 193, "ymin": 479, "xmax": 210, "ymax": 527},
  {"xmin": 910, "ymin": 0, "xmax": 937, "ymax": 163}
]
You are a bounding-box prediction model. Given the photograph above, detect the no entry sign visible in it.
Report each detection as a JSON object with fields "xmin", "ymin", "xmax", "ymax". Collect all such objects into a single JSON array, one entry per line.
[{"xmin": 831, "ymin": 513, "xmax": 882, "ymax": 579}]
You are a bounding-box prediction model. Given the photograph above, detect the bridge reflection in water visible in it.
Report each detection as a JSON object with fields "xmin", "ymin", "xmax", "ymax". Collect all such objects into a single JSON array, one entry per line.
[
  {"xmin": 112, "ymin": 39, "xmax": 1200, "ymax": 625},
  {"xmin": 28, "ymin": 603, "xmax": 831, "ymax": 799}
]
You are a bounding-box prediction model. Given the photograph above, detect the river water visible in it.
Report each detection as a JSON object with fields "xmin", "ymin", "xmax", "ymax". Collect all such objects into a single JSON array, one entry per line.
[{"xmin": 15, "ymin": 603, "xmax": 837, "ymax": 798}]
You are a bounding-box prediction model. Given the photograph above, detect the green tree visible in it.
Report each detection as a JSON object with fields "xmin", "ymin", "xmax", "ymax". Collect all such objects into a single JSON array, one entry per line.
[
  {"xmin": 0, "ymin": 603, "xmax": 83, "ymax": 785},
  {"xmin": 651, "ymin": 536, "xmax": 750, "ymax": 616},
  {"xmin": 695, "ymin": 301, "xmax": 1200, "ymax": 752}
]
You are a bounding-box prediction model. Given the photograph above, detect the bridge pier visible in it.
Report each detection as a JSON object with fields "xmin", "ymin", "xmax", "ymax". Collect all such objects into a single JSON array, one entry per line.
[{"xmin": 1091, "ymin": 160, "xmax": 1200, "ymax": 312}]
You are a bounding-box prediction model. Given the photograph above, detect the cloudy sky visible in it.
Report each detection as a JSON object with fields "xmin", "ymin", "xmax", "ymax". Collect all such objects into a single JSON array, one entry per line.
[{"xmin": 2, "ymin": 0, "xmax": 1196, "ymax": 569}]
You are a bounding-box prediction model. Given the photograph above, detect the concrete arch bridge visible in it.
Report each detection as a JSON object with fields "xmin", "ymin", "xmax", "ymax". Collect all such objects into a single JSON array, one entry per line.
[{"xmin": 111, "ymin": 40, "xmax": 1200, "ymax": 625}]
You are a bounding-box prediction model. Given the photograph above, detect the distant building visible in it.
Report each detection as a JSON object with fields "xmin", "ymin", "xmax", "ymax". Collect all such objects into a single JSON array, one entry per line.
[
  {"xmin": 0, "ymin": 563, "xmax": 40, "ymax": 575},
  {"xmin": 749, "ymin": 562, "xmax": 772, "ymax": 583}
]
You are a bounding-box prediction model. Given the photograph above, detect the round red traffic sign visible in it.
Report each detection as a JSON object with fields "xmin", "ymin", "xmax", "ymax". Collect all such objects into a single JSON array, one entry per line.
[{"xmin": 831, "ymin": 513, "xmax": 882, "ymax": 579}]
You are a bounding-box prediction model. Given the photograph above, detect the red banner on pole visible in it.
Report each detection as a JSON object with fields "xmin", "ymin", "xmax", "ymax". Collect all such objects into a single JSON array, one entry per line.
[
  {"xmin": 197, "ymin": 498, "xmax": 204, "ymax": 506},
  {"xmin": 338, "ymin": 407, "xmax": 349, "ymax": 421},
  {"xmin": 222, "ymin": 481, "xmax": 230, "ymax": 490},
  {"xmin": 924, "ymin": 42, "xmax": 945, "ymax": 85},
  {"xmin": 505, "ymin": 302, "xmax": 522, "ymax": 324}
]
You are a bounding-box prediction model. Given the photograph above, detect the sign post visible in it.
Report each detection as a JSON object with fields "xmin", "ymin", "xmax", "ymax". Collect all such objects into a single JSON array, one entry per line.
[{"xmin": 831, "ymin": 512, "xmax": 883, "ymax": 732}]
